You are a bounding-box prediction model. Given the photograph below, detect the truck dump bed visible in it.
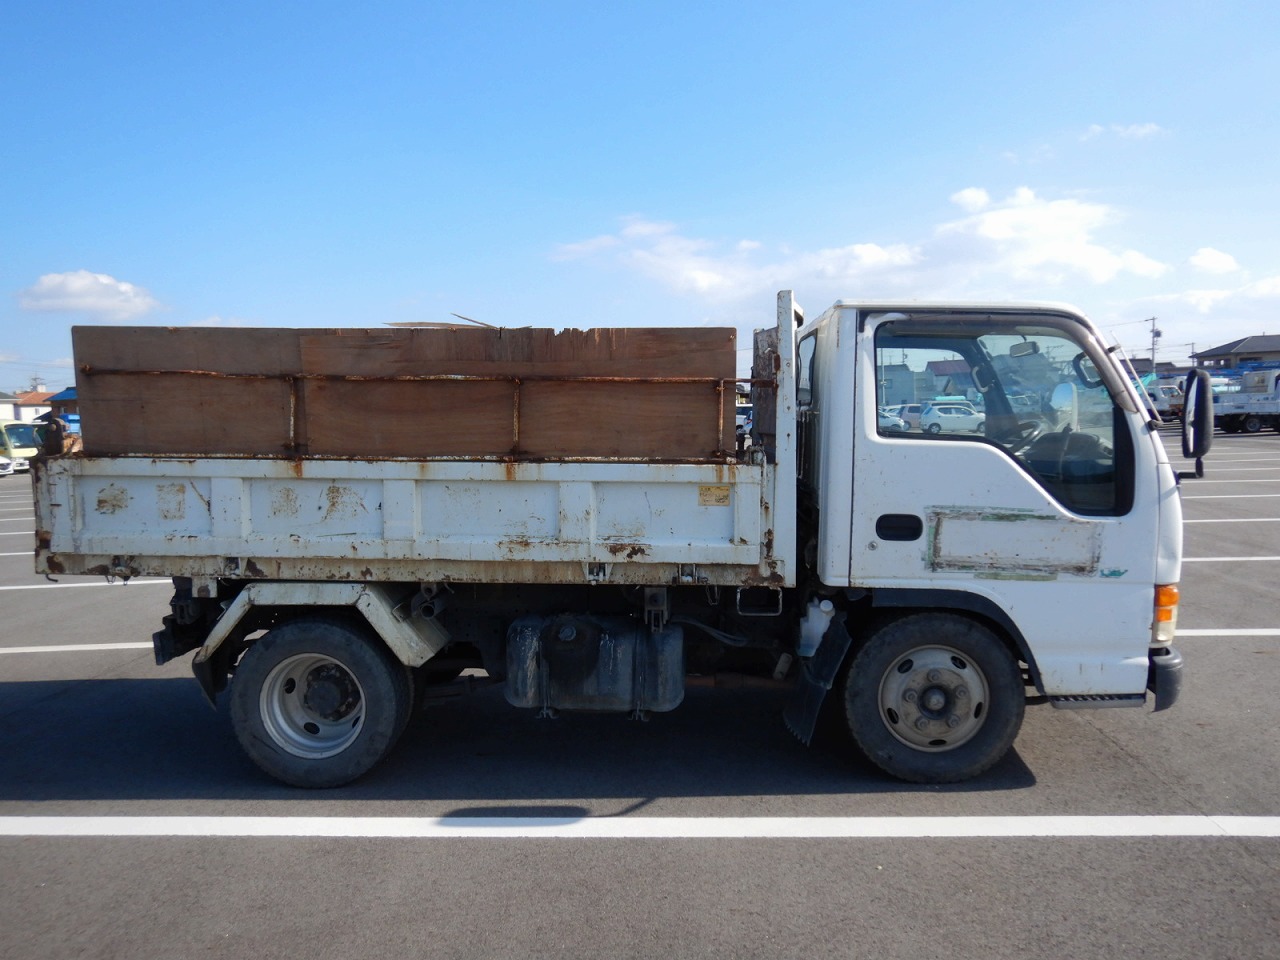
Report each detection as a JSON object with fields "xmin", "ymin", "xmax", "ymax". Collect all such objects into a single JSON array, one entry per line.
[
  {"xmin": 35, "ymin": 456, "xmax": 778, "ymax": 585},
  {"xmin": 37, "ymin": 317, "xmax": 796, "ymax": 588}
]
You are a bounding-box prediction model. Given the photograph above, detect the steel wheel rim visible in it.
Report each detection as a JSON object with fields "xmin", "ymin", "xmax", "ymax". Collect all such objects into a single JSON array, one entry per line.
[
  {"xmin": 877, "ymin": 645, "xmax": 990, "ymax": 751},
  {"xmin": 259, "ymin": 653, "xmax": 366, "ymax": 759}
]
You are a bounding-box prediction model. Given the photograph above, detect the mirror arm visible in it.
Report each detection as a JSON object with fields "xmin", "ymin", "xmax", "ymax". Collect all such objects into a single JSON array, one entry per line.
[{"xmin": 1177, "ymin": 457, "xmax": 1205, "ymax": 481}]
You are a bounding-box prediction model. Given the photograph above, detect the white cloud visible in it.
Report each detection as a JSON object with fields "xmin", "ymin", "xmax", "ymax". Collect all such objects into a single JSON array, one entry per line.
[
  {"xmin": 551, "ymin": 234, "xmax": 621, "ymax": 261},
  {"xmin": 950, "ymin": 188, "xmax": 990, "ymax": 212},
  {"xmin": 556, "ymin": 188, "xmax": 1173, "ymax": 311},
  {"xmin": 1189, "ymin": 247, "xmax": 1240, "ymax": 274},
  {"xmin": 18, "ymin": 270, "xmax": 160, "ymax": 320},
  {"xmin": 1082, "ymin": 122, "xmax": 1165, "ymax": 141},
  {"xmin": 1115, "ymin": 123, "xmax": 1164, "ymax": 139},
  {"xmin": 936, "ymin": 187, "xmax": 1169, "ymax": 283}
]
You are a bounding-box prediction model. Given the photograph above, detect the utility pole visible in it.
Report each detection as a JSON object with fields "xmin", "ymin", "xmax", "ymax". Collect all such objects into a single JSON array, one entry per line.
[{"xmin": 1148, "ymin": 317, "xmax": 1161, "ymax": 374}]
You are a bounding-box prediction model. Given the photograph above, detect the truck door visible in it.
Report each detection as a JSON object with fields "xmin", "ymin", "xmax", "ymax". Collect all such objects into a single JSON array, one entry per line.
[{"xmin": 845, "ymin": 308, "xmax": 1166, "ymax": 698}]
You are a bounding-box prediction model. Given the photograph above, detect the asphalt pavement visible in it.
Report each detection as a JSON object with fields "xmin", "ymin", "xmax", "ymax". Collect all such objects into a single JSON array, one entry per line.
[{"xmin": 1, "ymin": 430, "xmax": 1277, "ymax": 959}]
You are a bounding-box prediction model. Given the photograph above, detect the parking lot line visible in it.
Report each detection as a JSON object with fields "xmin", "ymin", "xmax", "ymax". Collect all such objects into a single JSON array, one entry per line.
[
  {"xmin": 0, "ymin": 814, "xmax": 1276, "ymax": 839},
  {"xmin": 1182, "ymin": 517, "xmax": 1280, "ymax": 523},
  {"xmin": 0, "ymin": 580, "xmax": 170, "ymax": 591},
  {"xmin": 1183, "ymin": 556, "xmax": 1280, "ymax": 562},
  {"xmin": 1181, "ymin": 494, "xmax": 1280, "ymax": 499},
  {"xmin": 1179, "ymin": 628, "xmax": 1280, "ymax": 636},
  {"xmin": 0, "ymin": 641, "xmax": 154, "ymax": 654}
]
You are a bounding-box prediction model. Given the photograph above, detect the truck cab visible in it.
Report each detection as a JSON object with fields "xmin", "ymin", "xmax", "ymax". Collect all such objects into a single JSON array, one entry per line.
[{"xmin": 789, "ymin": 300, "xmax": 1184, "ymax": 780}]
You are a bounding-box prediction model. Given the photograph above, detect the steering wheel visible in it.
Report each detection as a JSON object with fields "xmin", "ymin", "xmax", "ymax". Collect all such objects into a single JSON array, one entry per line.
[{"xmin": 1000, "ymin": 419, "xmax": 1049, "ymax": 454}]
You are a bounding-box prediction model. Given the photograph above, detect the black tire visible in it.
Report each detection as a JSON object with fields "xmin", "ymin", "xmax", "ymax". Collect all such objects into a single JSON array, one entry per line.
[
  {"xmin": 842, "ymin": 613, "xmax": 1025, "ymax": 784},
  {"xmin": 1243, "ymin": 415, "xmax": 1263, "ymax": 434},
  {"xmin": 230, "ymin": 617, "xmax": 412, "ymax": 788},
  {"xmin": 926, "ymin": 423, "xmax": 942, "ymax": 434}
]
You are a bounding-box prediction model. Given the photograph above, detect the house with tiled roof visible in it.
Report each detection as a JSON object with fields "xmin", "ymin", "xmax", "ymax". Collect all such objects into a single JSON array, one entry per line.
[
  {"xmin": 14, "ymin": 390, "xmax": 54, "ymax": 422},
  {"xmin": 1194, "ymin": 335, "xmax": 1280, "ymax": 369}
]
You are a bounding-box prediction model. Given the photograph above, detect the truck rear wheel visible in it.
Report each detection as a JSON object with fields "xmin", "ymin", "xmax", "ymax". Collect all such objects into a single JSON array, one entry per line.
[
  {"xmin": 230, "ymin": 618, "xmax": 412, "ymax": 788},
  {"xmin": 842, "ymin": 613, "xmax": 1024, "ymax": 783},
  {"xmin": 1243, "ymin": 415, "xmax": 1263, "ymax": 433}
]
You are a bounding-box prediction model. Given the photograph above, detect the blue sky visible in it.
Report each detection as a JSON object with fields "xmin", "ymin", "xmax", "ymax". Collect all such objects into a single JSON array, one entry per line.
[{"xmin": 3, "ymin": 0, "xmax": 1278, "ymax": 391}]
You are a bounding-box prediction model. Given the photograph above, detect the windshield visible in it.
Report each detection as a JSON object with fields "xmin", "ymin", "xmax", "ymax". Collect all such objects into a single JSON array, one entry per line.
[
  {"xmin": 874, "ymin": 315, "xmax": 1131, "ymax": 516},
  {"xmin": 4, "ymin": 423, "xmax": 39, "ymax": 448}
]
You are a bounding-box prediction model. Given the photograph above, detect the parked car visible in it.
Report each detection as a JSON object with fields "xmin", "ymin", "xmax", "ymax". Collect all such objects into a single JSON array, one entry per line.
[
  {"xmin": 877, "ymin": 408, "xmax": 908, "ymax": 432},
  {"xmin": 0, "ymin": 457, "xmax": 13, "ymax": 477},
  {"xmin": 920, "ymin": 404, "xmax": 985, "ymax": 435},
  {"xmin": 885, "ymin": 403, "xmax": 923, "ymax": 430}
]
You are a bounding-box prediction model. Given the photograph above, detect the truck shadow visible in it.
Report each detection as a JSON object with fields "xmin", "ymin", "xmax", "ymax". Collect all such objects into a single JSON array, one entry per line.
[{"xmin": 0, "ymin": 678, "xmax": 1035, "ymax": 802}]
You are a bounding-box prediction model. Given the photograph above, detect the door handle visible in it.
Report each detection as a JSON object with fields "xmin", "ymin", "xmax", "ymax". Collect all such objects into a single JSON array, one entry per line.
[{"xmin": 875, "ymin": 514, "xmax": 924, "ymax": 541}]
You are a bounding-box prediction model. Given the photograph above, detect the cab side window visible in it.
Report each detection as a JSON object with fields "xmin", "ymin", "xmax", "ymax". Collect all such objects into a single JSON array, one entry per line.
[{"xmin": 874, "ymin": 322, "xmax": 1132, "ymax": 516}]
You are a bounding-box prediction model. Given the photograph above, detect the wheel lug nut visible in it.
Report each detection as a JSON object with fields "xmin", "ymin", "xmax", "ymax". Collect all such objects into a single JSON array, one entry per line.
[
  {"xmin": 955, "ymin": 687, "xmax": 968, "ymax": 699},
  {"xmin": 903, "ymin": 690, "xmax": 918, "ymax": 703},
  {"xmin": 914, "ymin": 717, "xmax": 929, "ymax": 731},
  {"xmin": 927, "ymin": 670, "xmax": 942, "ymax": 683},
  {"xmin": 947, "ymin": 715, "xmax": 961, "ymax": 728}
]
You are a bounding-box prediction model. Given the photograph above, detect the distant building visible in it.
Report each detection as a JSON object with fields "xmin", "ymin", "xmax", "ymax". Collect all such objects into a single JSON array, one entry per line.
[
  {"xmin": 45, "ymin": 387, "xmax": 78, "ymax": 416},
  {"xmin": 1193, "ymin": 335, "xmax": 1280, "ymax": 369},
  {"xmin": 0, "ymin": 391, "xmax": 17, "ymax": 420},
  {"xmin": 14, "ymin": 390, "xmax": 54, "ymax": 422}
]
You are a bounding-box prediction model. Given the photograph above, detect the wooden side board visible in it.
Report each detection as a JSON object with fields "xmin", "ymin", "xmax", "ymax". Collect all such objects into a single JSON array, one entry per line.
[{"xmin": 73, "ymin": 325, "xmax": 737, "ymax": 460}]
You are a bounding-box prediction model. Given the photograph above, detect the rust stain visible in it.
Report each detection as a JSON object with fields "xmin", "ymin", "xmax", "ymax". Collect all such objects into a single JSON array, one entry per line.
[
  {"xmin": 157, "ymin": 483, "xmax": 186, "ymax": 521},
  {"xmin": 96, "ymin": 485, "xmax": 129, "ymax": 514},
  {"xmin": 244, "ymin": 559, "xmax": 266, "ymax": 578},
  {"xmin": 605, "ymin": 542, "xmax": 649, "ymax": 559},
  {"xmin": 321, "ymin": 484, "xmax": 367, "ymax": 521},
  {"xmin": 271, "ymin": 487, "xmax": 300, "ymax": 517}
]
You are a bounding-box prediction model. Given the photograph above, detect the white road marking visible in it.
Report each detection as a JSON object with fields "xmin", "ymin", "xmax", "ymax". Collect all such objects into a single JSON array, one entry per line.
[
  {"xmin": 0, "ymin": 517, "xmax": 34, "ymax": 522},
  {"xmin": 0, "ymin": 551, "xmax": 30, "ymax": 556},
  {"xmin": 1183, "ymin": 556, "xmax": 1280, "ymax": 562},
  {"xmin": 0, "ymin": 580, "xmax": 170, "ymax": 591},
  {"xmin": 1179, "ymin": 628, "xmax": 1280, "ymax": 637},
  {"xmin": 1182, "ymin": 494, "xmax": 1280, "ymax": 499},
  {"xmin": 0, "ymin": 531, "xmax": 33, "ymax": 536},
  {"xmin": 0, "ymin": 815, "xmax": 1276, "ymax": 839},
  {"xmin": 0, "ymin": 642, "xmax": 153, "ymax": 654},
  {"xmin": 1182, "ymin": 518, "xmax": 1280, "ymax": 523}
]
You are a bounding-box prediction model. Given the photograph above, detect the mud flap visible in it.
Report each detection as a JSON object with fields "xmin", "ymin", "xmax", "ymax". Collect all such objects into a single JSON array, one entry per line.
[{"xmin": 782, "ymin": 612, "xmax": 854, "ymax": 744}]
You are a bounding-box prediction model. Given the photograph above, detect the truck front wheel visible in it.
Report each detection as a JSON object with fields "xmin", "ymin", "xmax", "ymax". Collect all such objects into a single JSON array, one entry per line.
[
  {"xmin": 842, "ymin": 613, "xmax": 1024, "ymax": 783},
  {"xmin": 230, "ymin": 618, "xmax": 412, "ymax": 788}
]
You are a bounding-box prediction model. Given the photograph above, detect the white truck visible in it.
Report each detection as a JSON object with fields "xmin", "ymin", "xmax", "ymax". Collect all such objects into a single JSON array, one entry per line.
[
  {"xmin": 1214, "ymin": 369, "xmax": 1280, "ymax": 433},
  {"xmin": 32, "ymin": 292, "xmax": 1213, "ymax": 787}
]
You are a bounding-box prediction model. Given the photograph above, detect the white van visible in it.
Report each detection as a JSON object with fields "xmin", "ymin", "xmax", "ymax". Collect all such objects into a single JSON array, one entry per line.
[{"xmin": 0, "ymin": 420, "xmax": 40, "ymax": 471}]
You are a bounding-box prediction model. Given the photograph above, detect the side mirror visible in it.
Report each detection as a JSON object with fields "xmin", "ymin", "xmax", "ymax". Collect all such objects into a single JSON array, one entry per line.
[
  {"xmin": 1049, "ymin": 382, "xmax": 1078, "ymax": 430},
  {"xmin": 1180, "ymin": 369, "xmax": 1213, "ymax": 478}
]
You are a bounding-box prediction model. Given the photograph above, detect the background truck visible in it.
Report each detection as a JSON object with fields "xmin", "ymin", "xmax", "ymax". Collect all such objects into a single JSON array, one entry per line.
[
  {"xmin": 33, "ymin": 292, "xmax": 1210, "ymax": 788},
  {"xmin": 1214, "ymin": 369, "xmax": 1280, "ymax": 433}
]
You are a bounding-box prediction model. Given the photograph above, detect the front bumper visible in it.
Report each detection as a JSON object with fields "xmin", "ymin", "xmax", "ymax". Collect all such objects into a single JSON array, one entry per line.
[{"xmin": 1147, "ymin": 645, "xmax": 1183, "ymax": 712}]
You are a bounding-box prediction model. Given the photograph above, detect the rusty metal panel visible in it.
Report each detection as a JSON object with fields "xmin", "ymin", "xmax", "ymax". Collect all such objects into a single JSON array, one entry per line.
[
  {"xmin": 927, "ymin": 508, "xmax": 1102, "ymax": 577},
  {"xmin": 35, "ymin": 456, "xmax": 785, "ymax": 587}
]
